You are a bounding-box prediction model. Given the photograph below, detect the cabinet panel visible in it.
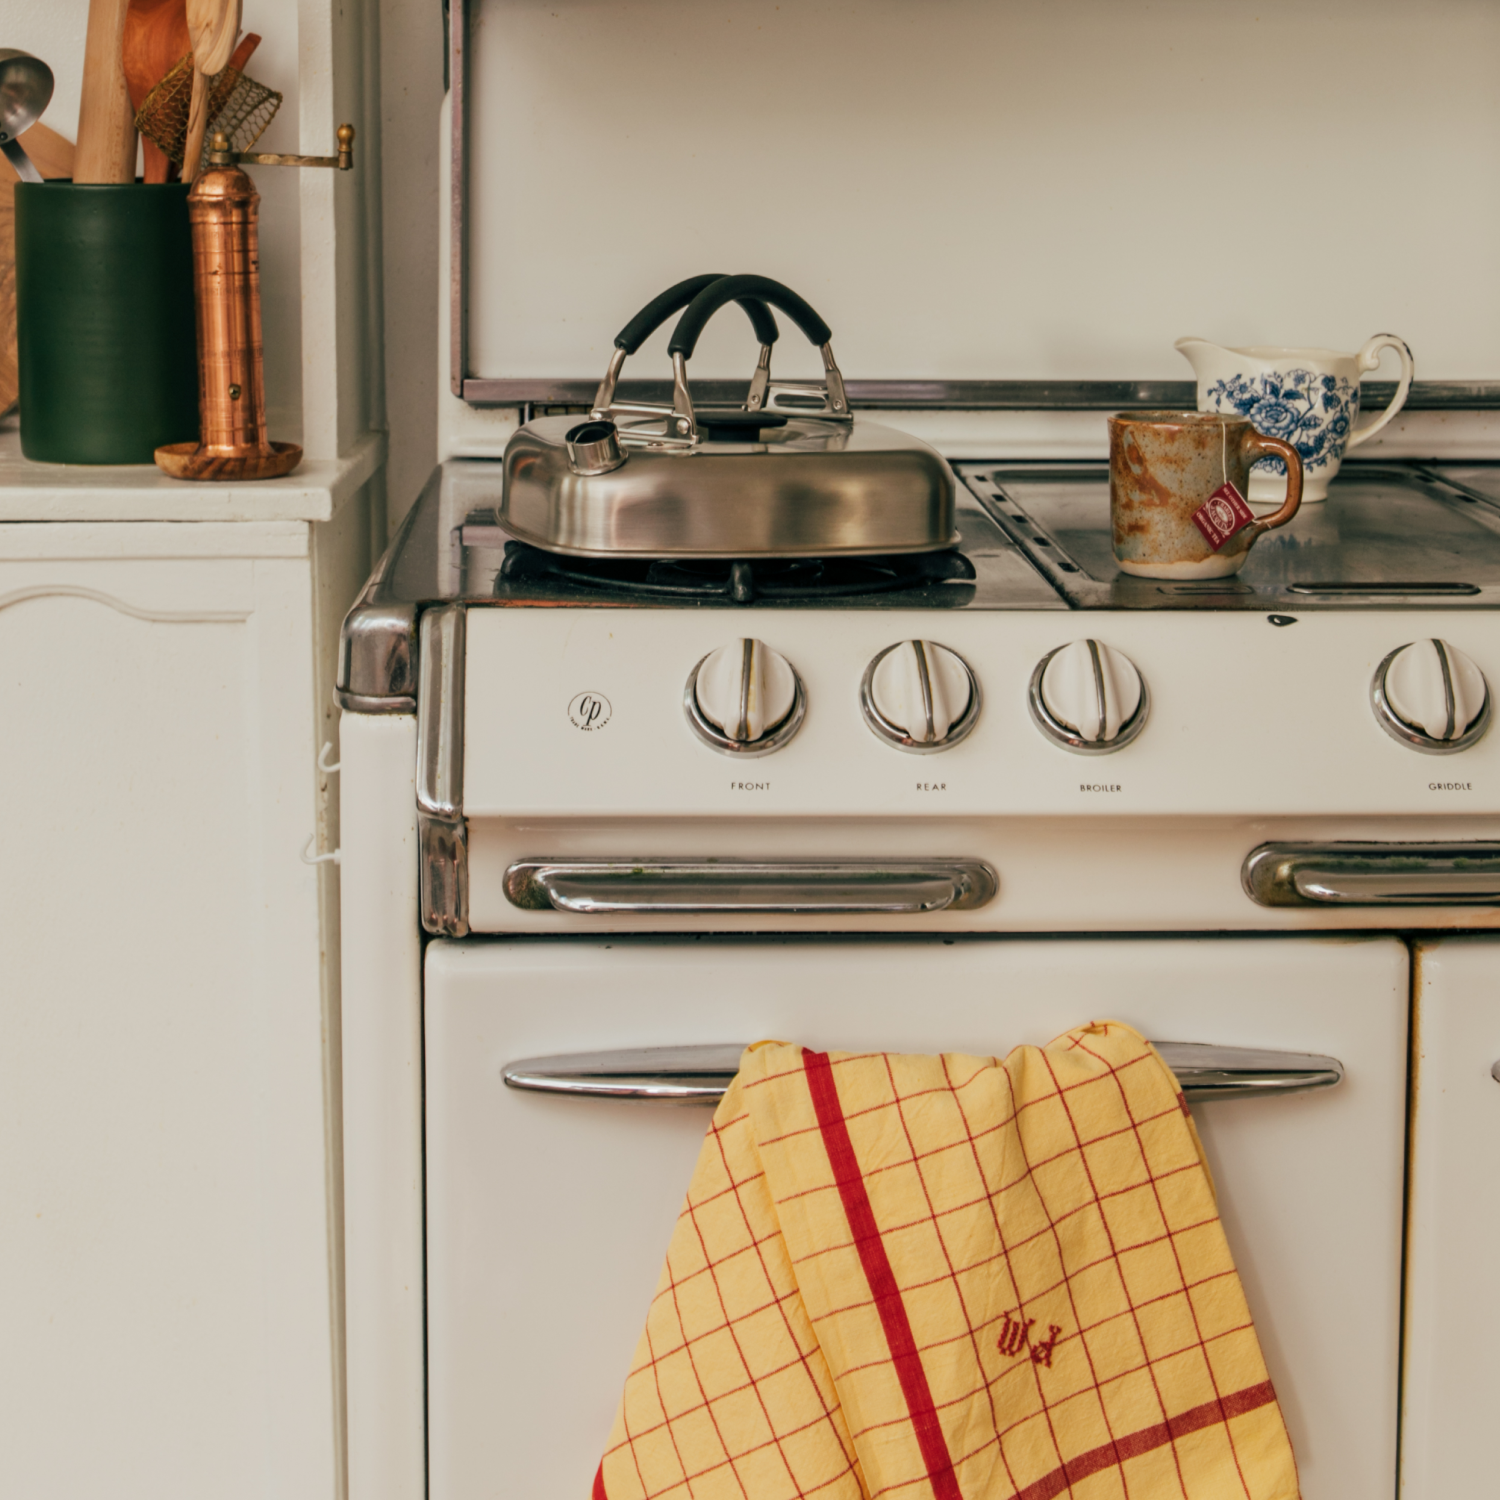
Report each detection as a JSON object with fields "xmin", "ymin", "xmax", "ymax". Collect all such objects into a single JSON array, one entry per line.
[
  {"xmin": 0, "ymin": 546, "xmax": 343, "ymax": 1500},
  {"xmin": 0, "ymin": 592, "xmax": 263, "ymax": 1496},
  {"xmin": 1402, "ymin": 937, "xmax": 1500, "ymax": 1498}
]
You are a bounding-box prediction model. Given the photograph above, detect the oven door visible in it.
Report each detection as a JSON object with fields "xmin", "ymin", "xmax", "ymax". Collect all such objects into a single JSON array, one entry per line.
[{"xmin": 424, "ymin": 935, "xmax": 1408, "ymax": 1500}]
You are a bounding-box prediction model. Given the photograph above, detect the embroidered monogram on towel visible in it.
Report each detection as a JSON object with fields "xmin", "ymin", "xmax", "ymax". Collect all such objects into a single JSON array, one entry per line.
[{"xmin": 593, "ymin": 1023, "xmax": 1301, "ymax": 1500}]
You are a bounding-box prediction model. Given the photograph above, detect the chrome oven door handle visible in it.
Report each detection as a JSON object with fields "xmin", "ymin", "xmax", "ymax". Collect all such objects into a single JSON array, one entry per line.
[
  {"xmin": 503, "ymin": 859, "xmax": 998, "ymax": 914},
  {"xmin": 502, "ymin": 1041, "xmax": 1343, "ymax": 1104},
  {"xmin": 1244, "ymin": 842, "xmax": 1500, "ymax": 906}
]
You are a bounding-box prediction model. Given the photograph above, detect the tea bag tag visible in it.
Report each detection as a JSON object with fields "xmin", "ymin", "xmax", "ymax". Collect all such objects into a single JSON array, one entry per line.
[{"xmin": 1192, "ymin": 482, "xmax": 1256, "ymax": 550}]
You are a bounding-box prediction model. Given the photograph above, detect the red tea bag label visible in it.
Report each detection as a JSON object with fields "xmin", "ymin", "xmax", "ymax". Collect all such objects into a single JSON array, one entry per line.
[{"xmin": 1192, "ymin": 482, "xmax": 1255, "ymax": 550}]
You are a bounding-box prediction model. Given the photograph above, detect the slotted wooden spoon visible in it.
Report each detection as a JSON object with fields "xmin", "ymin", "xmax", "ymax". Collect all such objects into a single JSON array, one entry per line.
[{"xmin": 181, "ymin": 0, "xmax": 240, "ymax": 181}]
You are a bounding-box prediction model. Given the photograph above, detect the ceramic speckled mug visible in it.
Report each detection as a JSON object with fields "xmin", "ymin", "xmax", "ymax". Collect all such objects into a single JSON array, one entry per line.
[{"xmin": 1108, "ymin": 411, "xmax": 1303, "ymax": 580}]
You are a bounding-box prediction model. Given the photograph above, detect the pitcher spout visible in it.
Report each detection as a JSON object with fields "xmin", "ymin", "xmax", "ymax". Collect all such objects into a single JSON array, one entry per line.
[{"xmin": 1173, "ymin": 336, "xmax": 1231, "ymax": 380}]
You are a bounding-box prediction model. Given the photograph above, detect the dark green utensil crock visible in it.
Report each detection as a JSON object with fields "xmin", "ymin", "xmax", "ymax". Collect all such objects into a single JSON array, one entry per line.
[{"xmin": 15, "ymin": 181, "xmax": 199, "ymax": 464}]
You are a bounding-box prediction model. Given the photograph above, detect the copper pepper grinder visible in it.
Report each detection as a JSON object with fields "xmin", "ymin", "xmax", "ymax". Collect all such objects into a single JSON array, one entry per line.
[{"xmin": 155, "ymin": 124, "xmax": 355, "ymax": 480}]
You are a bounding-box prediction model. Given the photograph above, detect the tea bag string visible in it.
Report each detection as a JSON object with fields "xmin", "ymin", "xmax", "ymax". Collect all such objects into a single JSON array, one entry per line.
[{"xmin": 1221, "ymin": 416, "xmax": 1228, "ymax": 488}]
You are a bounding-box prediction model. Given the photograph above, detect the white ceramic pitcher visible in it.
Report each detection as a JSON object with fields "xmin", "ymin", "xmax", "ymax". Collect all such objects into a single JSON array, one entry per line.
[{"xmin": 1175, "ymin": 335, "xmax": 1414, "ymax": 502}]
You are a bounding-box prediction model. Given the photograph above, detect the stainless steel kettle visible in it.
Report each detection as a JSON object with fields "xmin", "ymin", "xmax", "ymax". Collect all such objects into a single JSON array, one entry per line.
[{"xmin": 499, "ymin": 274, "xmax": 956, "ymax": 559}]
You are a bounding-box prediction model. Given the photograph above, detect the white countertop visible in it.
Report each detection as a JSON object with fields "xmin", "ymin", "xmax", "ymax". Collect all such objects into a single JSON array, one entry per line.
[{"xmin": 0, "ymin": 418, "xmax": 385, "ymax": 523}]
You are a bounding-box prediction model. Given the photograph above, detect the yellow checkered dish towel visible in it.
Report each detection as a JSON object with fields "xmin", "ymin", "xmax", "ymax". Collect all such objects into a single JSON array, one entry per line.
[{"xmin": 594, "ymin": 1021, "xmax": 1299, "ymax": 1500}]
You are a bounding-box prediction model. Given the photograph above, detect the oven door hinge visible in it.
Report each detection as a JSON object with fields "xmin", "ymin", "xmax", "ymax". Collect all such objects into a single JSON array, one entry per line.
[{"xmin": 417, "ymin": 603, "xmax": 469, "ymax": 937}]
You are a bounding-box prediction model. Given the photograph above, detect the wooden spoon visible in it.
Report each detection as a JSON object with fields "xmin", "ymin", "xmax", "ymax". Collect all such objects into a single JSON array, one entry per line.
[
  {"xmin": 123, "ymin": 0, "xmax": 189, "ymax": 183},
  {"xmin": 75, "ymin": 0, "xmax": 138, "ymax": 182},
  {"xmin": 181, "ymin": 0, "xmax": 240, "ymax": 181}
]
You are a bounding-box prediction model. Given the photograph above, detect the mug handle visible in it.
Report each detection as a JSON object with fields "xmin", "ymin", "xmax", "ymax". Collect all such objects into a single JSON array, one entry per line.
[
  {"xmin": 1242, "ymin": 430, "xmax": 1303, "ymax": 534},
  {"xmin": 1345, "ymin": 333, "xmax": 1415, "ymax": 449}
]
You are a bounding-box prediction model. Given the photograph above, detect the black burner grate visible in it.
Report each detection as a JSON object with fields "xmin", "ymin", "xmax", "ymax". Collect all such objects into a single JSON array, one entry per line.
[{"xmin": 497, "ymin": 542, "xmax": 976, "ymax": 604}]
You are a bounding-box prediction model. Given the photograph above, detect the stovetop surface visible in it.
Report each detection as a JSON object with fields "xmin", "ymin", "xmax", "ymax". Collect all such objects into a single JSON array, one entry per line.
[
  {"xmin": 959, "ymin": 461, "xmax": 1500, "ymax": 610},
  {"xmin": 373, "ymin": 458, "xmax": 1500, "ymax": 616},
  {"xmin": 384, "ymin": 458, "xmax": 1066, "ymax": 611}
]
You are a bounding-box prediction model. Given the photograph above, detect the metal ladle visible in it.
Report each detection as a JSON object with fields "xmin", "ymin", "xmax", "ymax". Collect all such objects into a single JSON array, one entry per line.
[{"xmin": 0, "ymin": 50, "xmax": 55, "ymax": 184}]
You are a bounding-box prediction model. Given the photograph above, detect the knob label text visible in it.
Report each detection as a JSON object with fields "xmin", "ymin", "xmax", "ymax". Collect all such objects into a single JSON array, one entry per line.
[
  {"xmin": 730, "ymin": 782, "xmax": 770, "ymax": 791},
  {"xmin": 1080, "ymin": 783, "xmax": 1122, "ymax": 793}
]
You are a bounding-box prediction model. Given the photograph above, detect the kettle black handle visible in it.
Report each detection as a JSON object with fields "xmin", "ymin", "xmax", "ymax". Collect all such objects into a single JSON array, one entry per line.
[
  {"xmin": 669, "ymin": 275, "xmax": 832, "ymax": 359},
  {"xmin": 614, "ymin": 274, "xmax": 779, "ymax": 356}
]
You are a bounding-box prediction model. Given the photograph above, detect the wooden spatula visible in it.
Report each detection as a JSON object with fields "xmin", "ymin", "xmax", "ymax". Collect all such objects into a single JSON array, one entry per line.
[
  {"xmin": 75, "ymin": 0, "xmax": 138, "ymax": 182},
  {"xmin": 182, "ymin": 0, "xmax": 240, "ymax": 181},
  {"xmin": 123, "ymin": 0, "xmax": 189, "ymax": 183}
]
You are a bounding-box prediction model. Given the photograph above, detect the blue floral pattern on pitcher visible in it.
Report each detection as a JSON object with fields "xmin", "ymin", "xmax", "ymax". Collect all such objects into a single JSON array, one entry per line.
[{"xmin": 1205, "ymin": 369, "xmax": 1358, "ymax": 476}]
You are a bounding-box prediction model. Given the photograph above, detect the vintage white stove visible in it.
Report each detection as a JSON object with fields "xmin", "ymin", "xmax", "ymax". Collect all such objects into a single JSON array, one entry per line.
[
  {"xmin": 337, "ymin": 455, "xmax": 1500, "ymax": 1500},
  {"xmin": 335, "ymin": 4, "xmax": 1500, "ymax": 1499}
]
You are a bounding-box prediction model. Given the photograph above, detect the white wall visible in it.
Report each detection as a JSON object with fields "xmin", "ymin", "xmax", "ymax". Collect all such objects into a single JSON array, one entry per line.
[{"xmin": 377, "ymin": 0, "xmax": 444, "ymax": 530}]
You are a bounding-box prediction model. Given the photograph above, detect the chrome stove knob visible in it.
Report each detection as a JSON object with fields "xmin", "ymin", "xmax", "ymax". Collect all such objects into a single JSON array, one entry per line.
[
  {"xmin": 1372, "ymin": 639, "xmax": 1490, "ymax": 753},
  {"xmin": 861, "ymin": 641, "xmax": 980, "ymax": 752},
  {"xmin": 686, "ymin": 639, "xmax": 805, "ymax": 755},
  {"xmin": 1029, "ymin": 640, "xmax": 1148, "ymax": 753}
]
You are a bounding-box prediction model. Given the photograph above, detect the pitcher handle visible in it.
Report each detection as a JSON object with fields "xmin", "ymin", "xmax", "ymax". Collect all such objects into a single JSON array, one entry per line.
[
  {"xmin": 1345, "ymin": 334, "xmax": 1415, "ymax": 449},
  {"xmin": 1241, "ymin": 430, "xmax": 1303, "ymax": 534}
]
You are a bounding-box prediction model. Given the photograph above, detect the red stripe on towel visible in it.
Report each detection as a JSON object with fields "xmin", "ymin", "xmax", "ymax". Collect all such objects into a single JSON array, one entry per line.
[
  {"xmin": 802, "ymin": 1049, "xmax": 964, "ymax": 1500},
  {"xmin": 1011, "ymin": 1380, "xmax": 1280, "ymax": 1500}
]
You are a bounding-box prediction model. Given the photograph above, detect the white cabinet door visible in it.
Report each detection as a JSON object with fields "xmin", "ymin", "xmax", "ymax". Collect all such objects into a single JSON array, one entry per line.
[
  {"xmin": 425, "ymin": 935, "xmax": 1408, "ymax": 1500},
  {"xmin": 0, "ymin": 542, "xmax": 339, "ymax": 1500},
  {"xmin": 1402, "ymin": 936, "xmax": 1500, "ymax": 1499}
]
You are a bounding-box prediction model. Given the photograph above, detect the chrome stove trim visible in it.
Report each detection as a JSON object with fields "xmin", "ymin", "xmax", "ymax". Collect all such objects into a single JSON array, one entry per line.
[
  {"xmin": 462, "ymin": 377, "xmax": 1500, "ymax": 411},
  {"xmin": 417, "ymin": 605, "xmax": 466, "ymax": 821},
  {"xmin": 335, "ymin": 476, "xmax": 430, "ymax": 710}
]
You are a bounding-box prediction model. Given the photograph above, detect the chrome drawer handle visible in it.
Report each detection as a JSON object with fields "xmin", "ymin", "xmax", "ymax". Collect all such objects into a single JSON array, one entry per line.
[
  {"xmin": 502, "ymin": 1041, "xmax": 1342, "ymax": 1104},
  {"xmin": 503, "ymin": 859, "xmax": 998, "ymax": 914},
  {"xmin": 1244, "ymin": 842, "xmax": 1500, "ymax": 907}
]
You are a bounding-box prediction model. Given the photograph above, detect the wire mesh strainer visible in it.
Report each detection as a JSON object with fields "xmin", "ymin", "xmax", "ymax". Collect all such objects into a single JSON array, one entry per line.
[{"xmin": 134, "ymin": 54, "xmax": 282, "ymax": 167}]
